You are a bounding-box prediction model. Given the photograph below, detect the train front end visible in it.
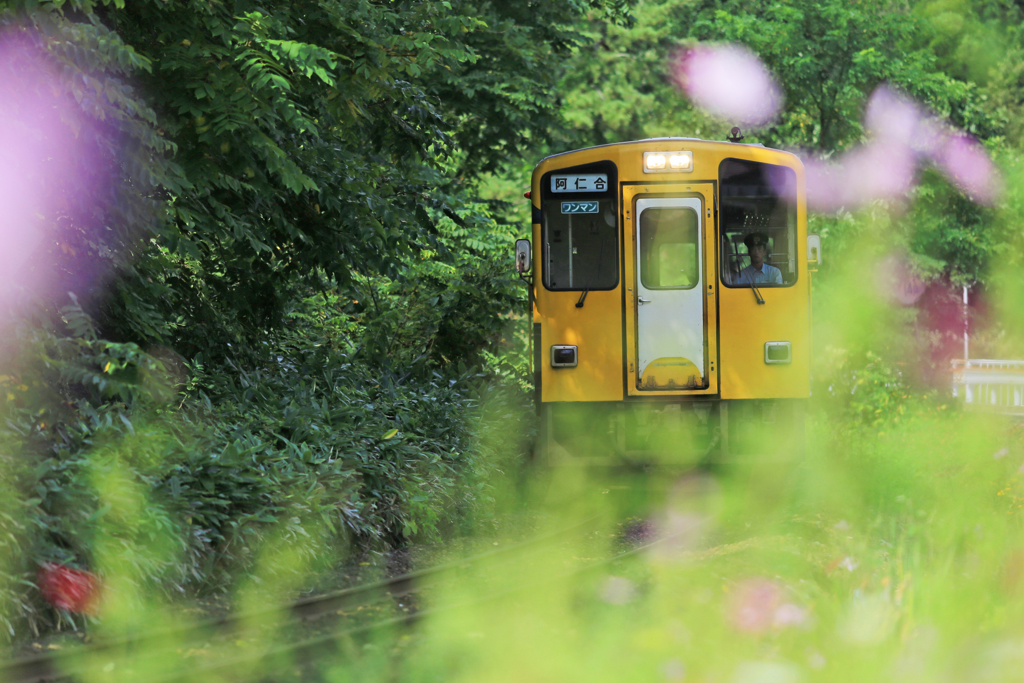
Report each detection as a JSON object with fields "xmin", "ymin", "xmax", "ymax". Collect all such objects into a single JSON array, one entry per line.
[{"xmin": 520, "ymin": 138, "xmax": 815, "ymax": 464}]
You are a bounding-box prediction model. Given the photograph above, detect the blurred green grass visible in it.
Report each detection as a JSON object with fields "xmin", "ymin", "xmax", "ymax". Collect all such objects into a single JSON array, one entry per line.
[
  {"xmin": 7, "ymin": 210, "xmax": 1024, "ymax": 683},
  {"xmin": 377, "ymin": 406, "xmax": 1023, "ymax": 683},
  {"xmin": 6, "ymin": 367, "xmax": 1024, "ymax": 682}
]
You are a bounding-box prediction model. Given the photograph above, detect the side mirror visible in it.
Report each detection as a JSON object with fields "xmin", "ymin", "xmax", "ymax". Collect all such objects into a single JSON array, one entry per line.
[
  {"xmin": 807, "ymin": 234, "xmax": 822, "ymax": 271},
  {"xmin": 515, "ymin": 239, "xmax": 532, "ymax": 274}
]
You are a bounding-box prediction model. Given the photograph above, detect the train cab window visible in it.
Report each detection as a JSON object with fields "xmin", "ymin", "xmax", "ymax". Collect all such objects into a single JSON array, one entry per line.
[
  {"xmin": 542, "ymin": 198, "xmax": 618, "ymax": 290},
  {"xmin": 719, "ymin": 159, "xmax": 798, "ymax": 288},
  {"xmin": 639, "ymin": 208, "xmax": 699, "ymax": 289}
]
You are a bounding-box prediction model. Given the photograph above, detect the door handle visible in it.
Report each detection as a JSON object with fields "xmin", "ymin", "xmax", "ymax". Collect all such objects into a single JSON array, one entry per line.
[{"xmin": 638, "ymin": 296, "xmax": 651, "ymax": 305}]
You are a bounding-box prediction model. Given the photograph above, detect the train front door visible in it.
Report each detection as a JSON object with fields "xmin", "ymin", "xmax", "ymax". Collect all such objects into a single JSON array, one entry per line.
[{"xmin": 625, "ymin": 186, "xmax": 718, "ymax": 396}]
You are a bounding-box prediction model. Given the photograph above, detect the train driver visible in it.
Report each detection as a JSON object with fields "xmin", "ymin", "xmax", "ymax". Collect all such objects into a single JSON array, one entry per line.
[{"xmin": 739, "ymin": 232, "xmax": 782, "ymax": 285}]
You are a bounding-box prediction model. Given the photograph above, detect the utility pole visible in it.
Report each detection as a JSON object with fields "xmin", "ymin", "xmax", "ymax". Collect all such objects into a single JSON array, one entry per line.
[{"xmin": 963, "ymin": 284, "xmax": 969, "ymax": 363}]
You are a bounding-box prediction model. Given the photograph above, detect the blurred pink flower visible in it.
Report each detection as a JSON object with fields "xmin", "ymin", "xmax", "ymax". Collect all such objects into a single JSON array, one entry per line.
[
  {"xmin": 933, "ymin": 134, "xmax": 1000, "ymax": 205},
  {"xmin": 729, "ymin": 578, "xmax": 782, "ymax": 633},
  {"xmin": 877, "ymin": 254, "xmax": 926, "ymax": 306},
  {"xmin": 772, "ymin": 603, "xmax": 808, "ymax": 628},
  {"xmin": 599, "ymin": 576, "xmax": 637, "ymax": 605},
  {"xmin": 671, "ymin": 44, "xmax": 782, "ymax": 127},
  {"xmin": 648, "ymin": 511, "xmax": 706, "ymax": 561},
  {"xmin": 801, "ymin": 157, "xmax": 844, "ymax": 214},
  {"xmin": 728, "ymin": 578, "xmax": 807, "ymax": 634},
  {"xmin": 803, "ymin": 142, "xmax": 916, "ymax": 213},
  {"xmin": 0, "ymin": 45, "xmax": 52, "ymax": 315},
  {"xmin": 802, "ymin": 84, "xmax": 1001, "ymax": 211},
  {"xmin": 661, "ymin": 659, "xmax": 686, "ymax": 681},
  {"xmin": 0, "ymin": 34, "xmax": 62, "ymax": 324},
  {"xmin": 864, "ymin": 86, "xmax": 942, "ymax": 155},
  {"xmin": 0, "ymin": 30, "xmax": 110, "ymax": 334}
]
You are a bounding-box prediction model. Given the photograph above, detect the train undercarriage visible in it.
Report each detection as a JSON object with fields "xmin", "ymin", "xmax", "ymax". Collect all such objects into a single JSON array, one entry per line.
[{"xmin": 536, "ymin": 399, "xmax": 807, "ymax": 467}]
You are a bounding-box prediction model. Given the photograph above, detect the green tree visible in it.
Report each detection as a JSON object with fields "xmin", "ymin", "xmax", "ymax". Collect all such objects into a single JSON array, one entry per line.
[
  {"xmin": 554, "ymin": 0, "xmax": 999, "ymax": 153},
  {"xmin": 2, "ymin": 1, "xmax": 655, "ymax": 627},
  {"xmin": 2, "ymin": 0, "xmax": 634, "ymax": 366}
]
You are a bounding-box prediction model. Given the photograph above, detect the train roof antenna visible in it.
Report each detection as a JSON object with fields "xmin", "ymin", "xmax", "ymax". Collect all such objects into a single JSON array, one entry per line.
[{"xmin": 726, "ymin": 127, "xmax": 744, "ymax": 143}]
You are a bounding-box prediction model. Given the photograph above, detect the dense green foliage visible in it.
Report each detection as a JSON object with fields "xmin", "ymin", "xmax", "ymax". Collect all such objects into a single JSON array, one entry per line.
[
  {"xmin": 2, "ymin": 0, "xmax": 627, "ymax": 355},
  {"xmin": 0, "ymin": 290, "xmax": 536, "ymax": 634},
  {"xmin": 0, "ymin": 0, "xmax": 628, "ymax": 634}
]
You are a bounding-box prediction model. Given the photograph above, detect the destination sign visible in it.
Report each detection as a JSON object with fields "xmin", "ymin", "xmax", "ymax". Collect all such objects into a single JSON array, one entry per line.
[
  {"xmin": 550, "ymin": 174, "xmax": 608, "ymax": 193},
  {"xmin": 561, "ymin": 201, "xmax": 599, "ymax": 214}
]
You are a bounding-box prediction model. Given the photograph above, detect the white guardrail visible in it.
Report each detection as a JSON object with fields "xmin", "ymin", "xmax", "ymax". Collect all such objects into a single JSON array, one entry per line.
[{"xmin": 951, "ymin": 359, "xmax": 1024, "ymax": 414}]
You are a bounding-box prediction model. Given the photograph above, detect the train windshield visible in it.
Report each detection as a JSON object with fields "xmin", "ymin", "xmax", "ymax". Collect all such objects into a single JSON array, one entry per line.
[
  {"xmin": 542, "ymin": 198, "xmax": 618, "ymax": 291},
  {"xmin": 639, "ymin": 207, "xmax": 699, "ymax": 289},
  {"xmin": 719, "ymin": 159, "xmax": 798, "ymax": 288}
]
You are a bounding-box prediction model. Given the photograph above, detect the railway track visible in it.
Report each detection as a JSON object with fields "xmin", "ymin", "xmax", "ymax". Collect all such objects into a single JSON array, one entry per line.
[{"xmin": 2, "ymin": 514, "xmax": 700, "ymax": 683}]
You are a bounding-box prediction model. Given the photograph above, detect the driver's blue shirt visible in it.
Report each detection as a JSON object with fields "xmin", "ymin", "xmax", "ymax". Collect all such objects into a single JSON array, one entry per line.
[{"xmin": 739, "ymin": 262, "xmax": 783, "ymax": 285}]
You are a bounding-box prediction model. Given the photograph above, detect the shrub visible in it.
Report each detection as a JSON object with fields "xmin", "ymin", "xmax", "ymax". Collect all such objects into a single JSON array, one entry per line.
[{"xmin": 0, "ymin": 293, "xmax": 525, "ymax": 638}]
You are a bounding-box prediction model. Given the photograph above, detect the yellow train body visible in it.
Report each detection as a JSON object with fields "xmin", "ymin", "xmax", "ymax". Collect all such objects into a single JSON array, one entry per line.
[{"xmin": 527, "ymin": 138, "xmax": 812, "ymax": 462}]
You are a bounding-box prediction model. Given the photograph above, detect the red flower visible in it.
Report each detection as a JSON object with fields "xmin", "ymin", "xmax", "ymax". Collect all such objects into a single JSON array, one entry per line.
[{"xmin": 37, "ymin": 563, "xmax": 100, "ymax": 615}]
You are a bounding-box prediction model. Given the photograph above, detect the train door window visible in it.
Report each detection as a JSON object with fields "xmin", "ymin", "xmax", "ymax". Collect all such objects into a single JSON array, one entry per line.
[
  {"xmin": 639, "ymin": 208, "xmax": 699, "ymax": 289},
  {"xmin": 719, "ymin": 159, "xmax": 798, "ymax": 288},
  {"xmin": 542, "ymin": 198, "xmax": 618, "ymax": 290}
]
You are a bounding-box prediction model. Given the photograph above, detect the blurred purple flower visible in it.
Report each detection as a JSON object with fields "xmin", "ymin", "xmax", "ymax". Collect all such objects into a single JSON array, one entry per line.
[
  {"xmin": 670, "ymin": 55, "xmax": 1000, "ymax": 208},
  {"xmin": 801, "ymin": 157, "xmax": 843, "ymax": 214},
  {"xmin": 933, "ymin": 134, "xmax": 1000, "ymax": 205},
  {"xmin": 864, "ymin": 86, "xmax": 941, "ymax": 155},
  {"xmin": 804, "ymin": 143, "xmax": 917, "ymax": 212},
  {"xmin": 0, "ymin": 35, "xmax": 55, "ymax": 323},
  {"xmin": 801, "ymin": 84, "xmax": 1001, "ymax": 211},
  {"xmin": 671, "ymin": 44, "xmax": 782, "ymax": 127},
  {"xmin": 0, "ymin": 30, "xmax": 114, "ymax": 333}
]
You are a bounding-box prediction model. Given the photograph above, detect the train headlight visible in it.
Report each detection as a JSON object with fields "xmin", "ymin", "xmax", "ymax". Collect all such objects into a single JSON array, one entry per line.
[
  {"xmin": 669, "ymin": 153, "xmax": 691, "ymax": 170},
  {"xmin": 644, "ymin": 153, "xmax": 666, "ymax": 170},
  {"xmin": 643, "ymin": 150, "xmax": 693, "ymax": 173}
]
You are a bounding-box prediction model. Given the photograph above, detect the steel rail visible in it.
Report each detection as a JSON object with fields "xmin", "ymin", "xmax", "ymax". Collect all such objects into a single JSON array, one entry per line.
[
  {"xmin": 35, "ymin": 515, "xmax": 705, "ymax": 683},
  {"xmin": 147, "ymin": 515, "xmax": 708, "ymax": 683},
  {"xmin": 0, "ymin": 514, "xmax": 602, "ymax": 683}
]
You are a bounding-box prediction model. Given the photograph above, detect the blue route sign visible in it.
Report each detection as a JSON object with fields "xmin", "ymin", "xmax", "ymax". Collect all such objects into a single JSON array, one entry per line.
[{"xmin": 561, "ymin": 201, "xmax": 600, "ymax": 214}]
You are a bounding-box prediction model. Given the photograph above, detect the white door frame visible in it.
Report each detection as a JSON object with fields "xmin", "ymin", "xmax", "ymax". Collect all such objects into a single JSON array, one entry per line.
[{"xmin": 634, "ymin": 197, "xmax": 707, "ymax": 390}]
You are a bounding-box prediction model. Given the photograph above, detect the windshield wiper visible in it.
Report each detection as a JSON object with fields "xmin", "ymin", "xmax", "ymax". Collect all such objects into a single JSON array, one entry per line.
[
  {"xmin": 745, "ymin": 270, "xmax": 766, "ymax": 305},
  {"xmin": 576, "ymin": 232, "xmax": 607, "ymax": 309}
]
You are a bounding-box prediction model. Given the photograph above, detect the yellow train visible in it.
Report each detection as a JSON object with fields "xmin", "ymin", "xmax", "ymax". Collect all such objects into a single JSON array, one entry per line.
[{"xmin": 515, "ymin": 138, "xmax": 820, "ymax": 464}]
